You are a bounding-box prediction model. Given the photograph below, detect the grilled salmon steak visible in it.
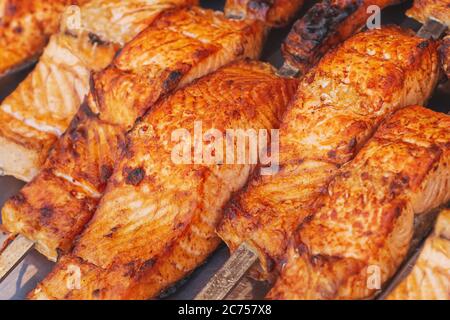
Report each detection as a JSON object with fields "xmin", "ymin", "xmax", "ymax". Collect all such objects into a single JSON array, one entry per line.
[
  {"xmin": 387, "ymin": 209, "xmax": 450, "ymax": 300},
  {"xmin": 225, "ymin": 0, "xmax": 304, "ymax": 27},
  {"xmin": 268, "ymin": 106, "xmax": 450, "ymax": 299},
  {"xmin": 218, "ymin": 27, "xmax": 440, "ymax": 279},
  {"xmin": 28, "ymin": 61, "xmax": 298, "ymax": 300},
  {"xmin": 0, "ymin": 0, "xmax": 88, "ymax": 76},
  {"xmin": 1, "ymin": 6, "xmax": 266, "ymax": 261},
  {"xmin": 406, "ymin": 0, "xmax": 450, "ymax": 27},
  {"xmin": 0, "ymin": 0, "xmax": 198, "ymax": 182},
  {"xmin": 282, "ymin": 0, "xmax": 404, "ymax": 75}
]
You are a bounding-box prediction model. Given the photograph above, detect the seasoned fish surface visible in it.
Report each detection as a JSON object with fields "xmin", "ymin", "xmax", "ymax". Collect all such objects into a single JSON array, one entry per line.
[
  {"xmin": 28, "ymin": 61, "xmax": 299, "ymax": 300},
  {"xmin": 387, "ymin": 209, "xmax": 450, "ymax": 300},
  {"xmin": 406, "ymin": 0, "xmax": 450, "ymax": 27},
  {"xmin": 0, "ymin": 0, "xmax": 197, "ymax": 182},
  {"xmin": 225, "ymin": 0, "xmax": 304, "ymax": 26},
  {"xmin": 0, "ymin": 0, "xmax": 87, "ymax": 76},
  {"xmin": 1, "ymin": 6, "xmax": 265, "ymax": 261},
  {"xmin": 268, "ymin": 106, "xmax": 450, "ymax": 299},
  {"xmin": 441, "ymin": 35, "xmax": 450, "ymax": 79},
  {"xmin": 218, "ymin": 27, "xmax": 440, "ymax": 278},
  {"xmin": 282, "ymin": 0, "xmax": 403, "ymax": 75}
]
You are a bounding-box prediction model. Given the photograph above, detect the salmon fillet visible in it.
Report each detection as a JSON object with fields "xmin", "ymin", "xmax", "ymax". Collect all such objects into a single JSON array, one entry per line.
[
  {"xmin": 406, "ymin": 0, "xmax": 450, "ymax": 27},
  {"xmin": 0, "ymin": 0, "xmax": 89, "ymax": 76},
  {"xmin": 282, "ymin": 0, "xmax": 404, "ymax": 75},
  {"xmin": 217, "ymin": 27, "xmax": 440, "ymax": 279},
  {"xmin": 268, "ymin": 106, "xmax": 450, "ymax": 299},
  {"xmin": 0, "ymin": 0, "xmax": 198, "ymax": 182},
  {"xmin": 1, "ymin": 6, "xmax": 265, "ymax": 261},
  {"xmin": 28, "ymin": 60, "xmax": 298, "ymax": 300},
  {"xmin": 387, "ymin": 209, "xmax": 450, "ymax": 300},
  {"xmin": 224, "ymin": 0, "xmax": 304, "ymax": 27}
]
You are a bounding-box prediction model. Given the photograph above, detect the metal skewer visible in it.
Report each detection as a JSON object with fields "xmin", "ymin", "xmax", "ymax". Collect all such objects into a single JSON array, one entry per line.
[{"xmin": 0, "ymin": 234, "xmax": 34, "ymax": 282}]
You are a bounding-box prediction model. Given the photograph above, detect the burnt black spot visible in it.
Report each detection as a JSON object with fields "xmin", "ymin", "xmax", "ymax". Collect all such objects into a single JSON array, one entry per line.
[
  {"xmin": 11, "ymin": 192, "xmax": 26, "ymax": 204},
  {"xmin": 124, "ymin": 167, "xmax": 145, "ymax": 186},
  {"xmin": 80, "ymin": 100, "xmax": 98, "ymax": 118},
  {"xmin": 88, "ymin": 32, "xmax": 108, "ymax": 46},
  {"xmin": 327, "ymin": 150, "xmax": 337, "ymax": 159},
  {"xmin": 40, "ymin": 206, "xmax": 54, "ymax": 220},
  {"xmin": 248, "ymin": 0, "xmax": 273, "ymax": 11},
  {"xmin": 6, "ymin": 3, "xmax": 17, "ymax": 15},
  {"xmin": 100, "ymin": 165, "xmax": 113, "ymax": 184},
  {"xmin": 163, "ymin": 70, "xmax": 183, "ymax": 92},
  {"xmin": 417, "ymin": 41, "xmax": 429, "ymax": 49},
  {"xmin": 92, "ymin": 289, "xmax": 101, "ymax": 298},
  {"xmin": 295, "ymin": 242, "xmax": 308, "ymax": 255},
  {"xmin": 13, "ymin": 25, "xmax": 23, "ymax": 34},
  {"xmin": 104, "ymin": 226, "xmax": 119, "ymax": 238},
  {"xmin": 140, "ymin": 258, "xmax": 156, "ymax": 271}
]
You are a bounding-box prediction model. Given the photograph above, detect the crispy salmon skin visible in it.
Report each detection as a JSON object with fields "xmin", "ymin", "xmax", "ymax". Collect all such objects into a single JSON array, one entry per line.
[
  {"xmin": 268, "ymin": 106, "xmax": 450, "ymax": 299},
  {"xmin": 28, "ymin": 61, "xmax": 298, "ymax": 300},
  {"xmin": 217, "ymin": 27, "xmax": 440, "ymax": 278},
  {"xmin": 1, "ymin": 6, "xmax": 265, "ymax": 261}
]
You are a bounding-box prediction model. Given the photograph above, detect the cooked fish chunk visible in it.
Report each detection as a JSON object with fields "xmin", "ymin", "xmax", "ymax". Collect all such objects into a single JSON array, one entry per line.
[
  {"xmin": 0, "ymin": 0, "xmax": 87, "ymax": 76},
  {"xmin": 217, "ymin": 27, "xmax": 440, "ymax": 279},
  {"xmin": 1, "ymin": 6, "xmax": 265, "ymax": 262},
  {"xmin": 282, "ymin": 0, "xmax": 403, "ymax": 75},
  {"xmin": 225, "ymin": 0, "xmax": 304, "ymax": 26},
  {"xmin": 0, "ymin": 0, "xmax": 198, "ymax": 182},
  {"xmin": 28, "ymin": 61, "xmax": 298, "ymax": 300},
  {"xmin": 406, "ymin": 0, "xmax": 450, "ymax": 27},
  {"xmin": 387, "ymin": 209, "xmax": 450, "ymax": 300},
  {"xmin": 268, "ymin": 106, "xmax": 450, "ymax": 300}
]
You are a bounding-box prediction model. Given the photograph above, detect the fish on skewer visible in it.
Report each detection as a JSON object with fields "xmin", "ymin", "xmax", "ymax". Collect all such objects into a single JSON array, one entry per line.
[
  {"xmin": 216, "ymin": 27, "xmax": 440, "ymax": 282},
  {"xmin": 0, "ymin": 0, "xmax": 89, "ymax": 77},
  {"xmin": 387, "ymin": 209, "xmax": 450, "ymax": 300},
  {"xmin": 28, "ymin": 60, "xmax": 298, "ymax": 300},
  {"xmin": 0, "ymin": 0, "xmax": 198, "ymax": 182},
  {"xmin": 1, "ymin": 6, "xmax": 267, "ymax": 263},
  {"xmin": 281, "ymin": 0, "xmax": 405, "ymax": 76},
  {"xmin": 406, "ymin": 0, "xmax": 450, "ymax": 28},
  {"xmin": 268, "ymin": 106, "xmax": 450, "ymax": 299},
  {"xmin": 224, "ymin": 0, "xmax": 304, "ymax": 27}
]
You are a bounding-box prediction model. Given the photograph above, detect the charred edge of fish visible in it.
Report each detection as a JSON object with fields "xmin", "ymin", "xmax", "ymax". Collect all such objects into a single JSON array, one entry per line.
[
  {"xmin": 282, "ymin": 0, "xmax": 361, "ymax": 72},
  {"xmin": 124, "ymin": 167, "xmax": 146, "ymax": 186},
  {"xmin": 88, "ymin": 32, "xmax": 110, "ymax": 46}
]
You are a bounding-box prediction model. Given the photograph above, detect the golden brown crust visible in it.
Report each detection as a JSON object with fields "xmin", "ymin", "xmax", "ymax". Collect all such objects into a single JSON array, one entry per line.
[
  {"xmin": 387, "ymin": 209, "xmax": 450, "ymax": 300},
  {"xmin": 224, "ymin": 0, "xmax": 304, "ymax": 27},
  {"xmin": 0, "ymin": 0, "xmax": 198, "ymax": 182},
  {"xmin": 268, "ymin": 106, "xmax": 450, "ymax": 300},
  {"xmin": 406, "ymin": 0, "xmax": 450, "ymax": 27},
  {"xmin": 282, "ymin": 0, "xmax": 403, "ymax": 75},
  {"xmin": 217, "ymin": 27, "xmax": 440, "ymax": 278},
  {"xmin": 1, "ymin": 6, "xmax": 266, "ymax": 261},
  {"xmin": 0, "ymin": 0, "xmax": 88, "ymax": 76},
  {"xmin": 28, "ymin": 61, "xmax": 298, "ymax": 299}
]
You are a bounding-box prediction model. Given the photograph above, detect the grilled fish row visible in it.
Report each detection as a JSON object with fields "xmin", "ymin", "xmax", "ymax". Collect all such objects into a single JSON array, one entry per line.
[
  {"xmin": 0, "ymin": 0, "xmax": 198, "ymax": 182},
  {"xmin": 268, "ymin": 106, "xmax": 449, "ymax": 299},
  {"xmin": 29, "ymin": 60, "xmax": 298, "ymax": 300},
  {"xmin": 2, "ymin": 6, "xmax": 266, "ymax": 261},
  {"xmin": 218, "ymin": 27, "xmax": 440, "ymax": 279}
]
